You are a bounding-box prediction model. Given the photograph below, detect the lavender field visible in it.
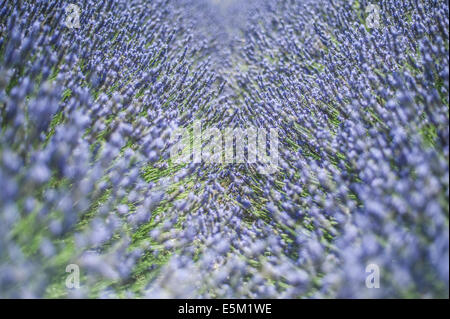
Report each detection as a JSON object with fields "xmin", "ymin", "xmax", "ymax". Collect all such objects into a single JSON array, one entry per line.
[{"xmin": 0, "ymin": 0, "xmax": 448, "ymax": 299}]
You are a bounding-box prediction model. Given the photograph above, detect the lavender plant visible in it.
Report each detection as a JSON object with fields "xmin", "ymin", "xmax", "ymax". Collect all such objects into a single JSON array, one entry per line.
[{"xmin": 0, "ymin": 0, "xmax": 448, "ymax": 298}]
